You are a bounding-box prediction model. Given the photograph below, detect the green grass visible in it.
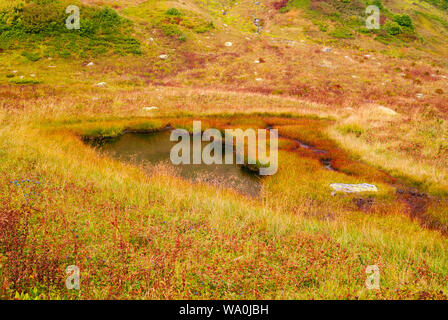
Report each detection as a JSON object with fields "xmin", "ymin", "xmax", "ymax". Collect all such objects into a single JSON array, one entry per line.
[
  {"xmin": 337, "ymin": 124, "xmax": 364, "ymax": 137},
  {"xmin": 9, "ymin": 79, "xmax": 41, "ymax": 85},
  {"xmin": 280, "ymin": 0, "xmax": 310, "ymax": 13},
  {"xmin": 122, "ymin": 2, "xmax": 214, "ymax": 42},
  {"xmin": 330, "ymin": 26, "xmax": 354, "ymax": 39},
  {"xmin": 0, "ymin": 0, "xmax": 141, "ymax": 58},
  {"xmin": 278, "ymin": 0, "xmax": 448, "ymax": 47}
]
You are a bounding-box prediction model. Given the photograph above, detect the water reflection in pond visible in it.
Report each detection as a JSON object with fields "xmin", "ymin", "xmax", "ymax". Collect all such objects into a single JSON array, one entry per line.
[{"xmin": 92, "ymin": 130, "xmax": 262, "ymax": 197}]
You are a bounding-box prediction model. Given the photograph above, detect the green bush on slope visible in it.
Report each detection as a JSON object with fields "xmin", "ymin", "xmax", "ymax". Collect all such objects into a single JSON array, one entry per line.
[
  {"xmin": 277, "ymin": 0, "xmax": 422, "ymax": 44},
  {"xmin": 385, "ymin": 20, "xmax": 402, "ymax": 35},
  {"xmin": 393, "ymin": 14, "xmax": 414, "ymax": 30},
  {"xmin": 0, "ymin": 0, "xmax": 141, "ymax": 58}
]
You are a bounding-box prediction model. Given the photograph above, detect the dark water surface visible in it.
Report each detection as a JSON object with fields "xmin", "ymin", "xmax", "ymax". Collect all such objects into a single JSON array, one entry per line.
[{"xmin": 93, "ymin": 130, "xmax": 262, "ymax": 197}]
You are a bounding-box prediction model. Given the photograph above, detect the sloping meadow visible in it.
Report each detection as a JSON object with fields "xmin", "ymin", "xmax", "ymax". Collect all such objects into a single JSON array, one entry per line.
[{"xmin": 1, "ymin": 111, "xmax": 448, "ymax": 299}]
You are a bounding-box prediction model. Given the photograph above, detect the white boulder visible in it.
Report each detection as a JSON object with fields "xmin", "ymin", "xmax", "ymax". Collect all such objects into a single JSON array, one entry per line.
[
  {"xmin": 143, "ymin": 106, "xmax": 158, "ymax": 111},
  {"xmin": 377, "ymin": 105, "xmax": 398, "ymax": 115}
]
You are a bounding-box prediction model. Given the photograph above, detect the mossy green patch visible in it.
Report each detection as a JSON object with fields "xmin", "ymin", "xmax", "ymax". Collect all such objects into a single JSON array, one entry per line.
[{"xmin": 0, "ymin": 0, "xmax": 141, "ymax": 59}]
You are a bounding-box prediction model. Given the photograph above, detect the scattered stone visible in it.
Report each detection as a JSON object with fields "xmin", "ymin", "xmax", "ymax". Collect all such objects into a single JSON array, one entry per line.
[
  {"xmin": 416, "ymin": 93, "xmax": 424, "ymax": 99},
  {"xmin": 253, "ymin": 17, "xmax": 262, "ymax": 34},
  {"xmin": 95, "ymin": 82, "xmax": 107, "ymax": 87},
  {"xmin": 19, "ymin": 76, "xmax": 24, "ymax": 79},
  {"xmin": 48, "ymin": 65, "xmax": 56, "ymax": 68},
  {"xmin": 320, "ymin": 60, "xmax": 333, "ymax": 68},
  {"xmin": 86, "ymin": 62, "xmax": 94, "ymax": 67},
  {"xmin": 143, "ymin": 106, "xmax": 158, "ymax": 111},
  {"xmin": 30, "ymin": 74, "xmax": 35, "ymax": 77},
  {"xmin": 224, "ymin": 42, "xmax": 233, "ymax": 47},
  {"xmin": 254, "ymin": 60, "xmax": 260, "ymax": 64},
  {"xmin": 12, "ymin": 70, "xmax": 17, "ymax": 73},
  {"xmin": 255, "ymin": 78, "xmax": 263, "ymax": 82},
  {"xmin": 159, "ymin": 54, "xmax": 168, "ymax": 60},
  {"xmin": 149, "ymin": 37, "xmax": 154, "ymax": 42},
  {"xmin": 344, "ymin": 56, "xmax": 354, "ymax": 62},
  {"xmin": 377, "ymin": 105, "xmax": 398, "ymax": 115},
  {"xmin": 322, "ymin": 47, "xmax": 332, "ymax": 53},
  {"xmin": 330, "ymin": 183, "xmax": 378, "ymax": 196}
]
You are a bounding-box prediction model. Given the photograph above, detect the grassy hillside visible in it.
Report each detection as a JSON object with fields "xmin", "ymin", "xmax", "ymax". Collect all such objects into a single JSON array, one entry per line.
[
  {"xmin": 1, "ymin": 0, "xmax": 448, "ymax": 300},
  {"xmin": 0, "ymin": 0, "xmax": 141, "ymax": 59}
]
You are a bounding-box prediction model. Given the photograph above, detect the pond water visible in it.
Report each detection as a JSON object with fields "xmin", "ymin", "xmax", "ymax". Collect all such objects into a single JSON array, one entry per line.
[{"xmin": 92, "ymin": 130, "xmax": 262, "ymax": 197}]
